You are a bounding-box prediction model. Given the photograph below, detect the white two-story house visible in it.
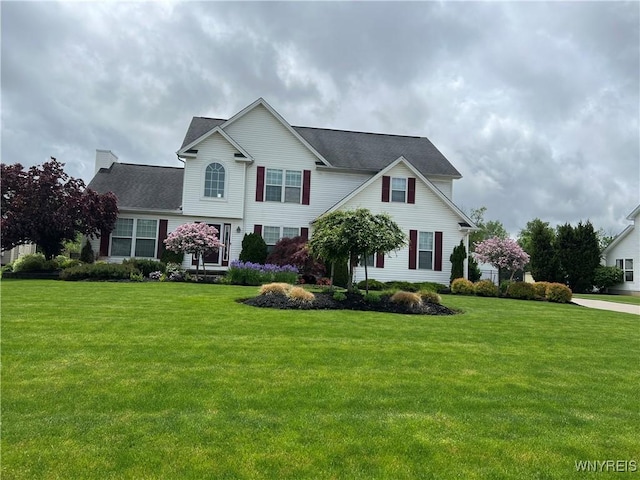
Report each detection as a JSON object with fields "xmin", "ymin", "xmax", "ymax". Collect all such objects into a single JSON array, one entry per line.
[{"xmin": 87, "ymin": 98, "xmax": 477, "ymax": 284}]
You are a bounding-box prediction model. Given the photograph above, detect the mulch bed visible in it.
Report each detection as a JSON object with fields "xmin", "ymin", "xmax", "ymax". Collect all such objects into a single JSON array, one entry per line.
[{"xmin": 242, "ymin": 292, "xmax": 457, "ymax": 315}]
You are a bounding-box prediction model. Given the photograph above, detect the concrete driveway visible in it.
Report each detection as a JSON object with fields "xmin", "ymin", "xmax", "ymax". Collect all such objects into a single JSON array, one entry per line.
[{"xmin": 572, "ymin": 298, "xmax": 640, "ymax": 315}]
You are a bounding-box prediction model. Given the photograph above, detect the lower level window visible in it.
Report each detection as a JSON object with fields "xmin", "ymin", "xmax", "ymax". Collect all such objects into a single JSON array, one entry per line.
[
  {"xmin": 359, "ymin": 254, "xmax": 374, "ymax": 267},
  {"xmin": 418, "ymin": 231, "xmax": 434, "ymax": 269},
  {"xmin": 264, "ymin": 226, "xmax": 300, "ymax": 253},
  {"xmin": 111, "ymin": 218, "xmax": 157, "ymax": 258},
  {"xmin": 617, "ymin": 258, "xmax": 634, "ymax": 282}
]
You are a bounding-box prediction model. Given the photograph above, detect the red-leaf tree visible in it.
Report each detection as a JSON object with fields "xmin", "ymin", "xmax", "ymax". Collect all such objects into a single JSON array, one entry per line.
[
  {"xmin": 1, "ymin": 158, "xmax": 118, "ymax": 259},
  {"xmin": 266, "ymin": 236, "xmax": 325, "ymax": 281}
]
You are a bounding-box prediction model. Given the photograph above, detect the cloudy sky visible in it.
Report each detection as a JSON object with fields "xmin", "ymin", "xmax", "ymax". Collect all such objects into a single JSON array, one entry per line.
[{"xmin": 2, "ymin": 1, "xmax": 639, "ymax": 236}]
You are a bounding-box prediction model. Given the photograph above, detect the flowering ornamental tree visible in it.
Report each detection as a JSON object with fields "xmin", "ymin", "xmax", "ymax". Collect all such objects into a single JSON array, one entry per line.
[
  {"xmin": 473, "ymin": 236, "xmax": 530, "ymax": 281},
  {"xmin": 164, "ymin": 223, "xmax": 223, "ymax": 280}
]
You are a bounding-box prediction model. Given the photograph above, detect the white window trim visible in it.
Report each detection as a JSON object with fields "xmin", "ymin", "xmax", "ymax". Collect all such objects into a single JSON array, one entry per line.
[
  {"xmin": 391, "ymin": 177, "xmax": 407, "ymax": 203},
  {"xmin": 265, "ymin": 168, "xmax": 302, "ymax": 203},
  {"xmin": 110, "ymin": 218, "xmax": 159, "ymax": 258},
  {"xmin": 201, "ymin": 161, "xmax": 228, "ymax": 202},
  {"xmin": 418, "ymin": 231, "xmax": 434, "ymax": 270}
]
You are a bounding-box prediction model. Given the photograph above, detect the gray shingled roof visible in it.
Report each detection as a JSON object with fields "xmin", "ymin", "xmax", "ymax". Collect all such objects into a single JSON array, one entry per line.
[
  {"xmin": 180, "ymin": 117, "xmax": 226, "ymax": 149},
  {"xmin": 88, "ymin": 163, "xmax": 183, "ymax": 211},
  {"xmin": 180, "ymin": 117, "xmax": 461, "ymax": 178}
]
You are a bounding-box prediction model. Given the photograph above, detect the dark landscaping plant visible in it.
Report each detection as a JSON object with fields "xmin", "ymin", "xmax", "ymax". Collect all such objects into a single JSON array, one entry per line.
[{"xmin": 1, "ymin": 159, "xmax": 118, "ymax": 259}]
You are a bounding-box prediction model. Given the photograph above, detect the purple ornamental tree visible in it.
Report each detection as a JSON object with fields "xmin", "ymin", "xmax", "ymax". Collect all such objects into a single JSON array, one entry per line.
[
  {"xmin": 164, "ymin": 223, "xmax": 223, "ymax": 280},
  {"xmin": 473, "ymin": 236, "xmax": 530, "ymax": 281}
]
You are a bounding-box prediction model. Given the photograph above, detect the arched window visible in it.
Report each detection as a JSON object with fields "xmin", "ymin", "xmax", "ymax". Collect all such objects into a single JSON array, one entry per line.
[{"xmin": 204, "ymin": 163, "xmax": 225, "ymax": 198}]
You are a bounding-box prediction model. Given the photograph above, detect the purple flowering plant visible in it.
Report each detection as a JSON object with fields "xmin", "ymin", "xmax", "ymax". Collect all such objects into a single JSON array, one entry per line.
[{"xmin": 228, "ymin": 260, "xmax": 299, "ymax": 285}]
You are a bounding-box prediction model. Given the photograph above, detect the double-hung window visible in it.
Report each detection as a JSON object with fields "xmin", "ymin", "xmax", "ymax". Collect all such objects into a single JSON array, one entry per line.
[
  {"xmin": 263, "ymin": 226, "xmax": 301, "ymax": 253},
  {"xmin": 617, "ymin": 258, "xmax": 634, "ymax": 282},
  {"xmin": 391, "ymin": 177, "xmax": 407, "ymax": 203},
  {"xmin": 418, "ymin": 231, "xmax": 434, "ymax": 269},
  {"xmin": 110, "ymin": 218, "xmax": 157, "ymax": 258},
  {"xmin": 265, "ymin": 169, "xmax": 302, "ymax": 203},
  {"xmin": 359, "ymin": 253, "xmax": 375, "ymax": 267}
]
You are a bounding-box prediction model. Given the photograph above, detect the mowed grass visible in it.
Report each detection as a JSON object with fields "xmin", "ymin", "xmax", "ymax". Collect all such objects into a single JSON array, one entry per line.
[
  {"xmin": 2, "ymin": 280, "xmax": 639, "ymax": 479},
  {"xmin": 573, "ymin": 293, "xmax": 640, "ymax": 306}
]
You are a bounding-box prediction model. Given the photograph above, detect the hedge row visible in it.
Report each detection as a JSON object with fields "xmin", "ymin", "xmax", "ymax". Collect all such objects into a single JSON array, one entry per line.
[
  {"xmin": 451, "ymin": 278, "xmax": 572, "ymax": 303},
  {"xmin": 356, "ymin": 279, "xmax": 448, "ymax": 293}
]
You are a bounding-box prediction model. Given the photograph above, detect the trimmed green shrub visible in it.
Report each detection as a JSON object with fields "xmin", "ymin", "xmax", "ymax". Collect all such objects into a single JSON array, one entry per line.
[
  {"xmin": 532, "ymin": 281, "xmax": 550, "ymax": 298},
  {"xmin": 80, "ymin": 242, "xmax": 95, "ymax": 264},
  {"xmin": 506, "ymin": 281, "xmax": 536, "ymax": 300},
  {"xmin": 160, "ymin": 249, "xmax": 184, "ymax": 265},
  {"xmin": 450, "ymin": 240, "xmax": 466, "ymax": 284},
  {"xmin": 12, "ymin": 253, "xmax": 50, "ymax": 272},
  {"xmin": 419, "ymin": 290, "xmax": 442, "ymax": 305},
  {"xmin": 385, "ymin": 281, "xmax": 420, "ymax": 292},
  {"xmin": 60, "ymin": 262, "xmax": 138, "ymax": 281},
  {"xmin": 239, "ymin": 233, "xmax": 268, "ymax": 264},
  {"xmin": 546, "ymin": 283, "xmax": 572, "ymax": 303},
  {"xmin": 331, "ymin": 260, "xmax": 349, "ymax": 289},
  {"xmin": 474, "ymin": 279, "xmax": 499, "ymax": 297},
  {"xmin": 122, "ymin": 258, "xmax": 164, "ymax": 276},
  {"xmin": 363, "ymin": 292, "xmax": 381, "ymax": 303},
  {"xmin": 356, "ymin": 279, "xmax": 386, "ymax": 291},
  {"xmin": 332, "ymin": 291, "xmax": 347, "ymax": 301},
  {"xmin": 451, "ymin": 278, "xmax": 474, "ymax": 295}
]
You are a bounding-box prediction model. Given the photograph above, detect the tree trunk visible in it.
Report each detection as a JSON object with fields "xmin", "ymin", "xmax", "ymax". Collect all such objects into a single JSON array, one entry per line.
[{"xmin": 364, "ymin": 251, "xmax": 369, "ymax": 294}]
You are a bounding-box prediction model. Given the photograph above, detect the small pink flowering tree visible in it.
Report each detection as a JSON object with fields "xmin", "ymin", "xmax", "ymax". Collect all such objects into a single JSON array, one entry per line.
[
  {"xmin": 474, "ymin": 236, "xmax": 530, "ymax": 281},
  {"xmin": 164, "ymin": 223, "xmax": 223, "ymax": 280}
]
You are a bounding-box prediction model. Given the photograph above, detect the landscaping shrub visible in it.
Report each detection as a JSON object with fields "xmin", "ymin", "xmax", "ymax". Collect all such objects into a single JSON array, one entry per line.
[
  {"xmin": 60, "ymin": 263, "xmax": 137, "ymax": 281},
  {"xmin": 129, "ymin": 271, "xmax": 144, "ymax": 282},
  {"xmin": 288, "ymin": 286, "xmax": 315, "ymax": 302},
  {"xmin": 331, "ymin": 260, "xmax": 349, "ymax": 288},
  {"xmin": 122, "ymin": 258, "xmax": 164, "ymax": 276},
  {"xmin": 12, "ymin": 253, "xmax": 52, "ymax": 272},
  {"xmin": 332, "ymin": 291, "xmax": 347, "ymax": 301},
  {"xmin": 532, "ymin": 281, "xmax": 550, "ymax": 298},
  {"xmin": 259, "ymin": 283, "xmax": 292, "ymax": 296},
  {"xmin": 416, "ymin": 282, "xmax": 448, "ymax": 293},
  {"xmin": 506, "ymin": 281, "xmax": 536, "ymax": 300},
  {"xmin": 238, "ymin": 233, "xmax": 268, "ymax": 264},
  {"xmin": 227, "ymin": 260, "xmax": 298, "ymax": 286},
  {"xmin": 80, "ymin": 242, "xmax": 95, "ymax": 264},
  {"xmin": 316, "ymin": 277, "xmax": 332, "ymax": 286},
  {"xmin": 593, "ymin": 265, "xmax": 624, "ymax": 292},
  {"xmin": 356, "ymin": 279, "xmax": 386, "ymax": 291},
  {"xmin": 451, "ymin": 278, "xmax": 474, "ymax": 295},
  {"xmin": 385, "ymin": 281, "xmax": 420, "ymax": 292},
  {"xmin": 474, "ymin": 279, "xmax": 499, "ymax": 297},
  {"xmin": 363, "ymin": 292, "xmax": 381, "ymax": 303},
  {"xmin": 149, "ymin": 271, "xmax": 163, "ymax": 280},
  {"xmin": 419, "ymin": 290, "xmax": 442, "ymax": 305},
  {"xmin": 546, "ymin": 283, "xmax": 572, "ymax": 303},
  {"xmin": 160, "ymin": 249, "xmax": 184, "ymax": 265},
  {"xmin": 390, "ymin": 291, "xmax": 422, "ymax": 307},
  {"xmin": 165, "ymin": 262, "xmax": 187, "ymax": 281},
  {"xmin": 58, "ymin": 257, "xmax": 82, "ymax": 269},
  {"xmin": 266, "ymin": 236, "xmax": 325, "ymax": 278},
  {"xmin": 500, "ymin": 280, "xmax": 512, "ymax": 295}
]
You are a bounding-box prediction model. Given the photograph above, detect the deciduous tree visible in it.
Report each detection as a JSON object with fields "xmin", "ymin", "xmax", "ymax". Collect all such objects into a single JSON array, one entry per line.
[
  {"xmin": 309, "ymin": 209, "xmax": 407, "ymax": 292},
  {"xmin": 1, "ymin": 159, "xmax": 118, "ymax": 259},
  {"xmin": 164, "ymin": 223, "xmax": 223, "ymax": 280},
  {"xmin": 473, "ymin": 236, "xmax": 530, "ymax": 281}
]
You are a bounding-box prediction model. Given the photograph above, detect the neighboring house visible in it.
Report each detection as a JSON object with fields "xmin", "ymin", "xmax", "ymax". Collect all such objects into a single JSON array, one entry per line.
[
  {"xmin": 87, "ymin": 98, "xmax": 477, "ymax": 284},
  {"xmin": 603, "ymin": 204, "xmax": 640, "ymax": 295},
  {"xmin": 1, "ymin": 243, "xmax": 37, "ymax": 265}
]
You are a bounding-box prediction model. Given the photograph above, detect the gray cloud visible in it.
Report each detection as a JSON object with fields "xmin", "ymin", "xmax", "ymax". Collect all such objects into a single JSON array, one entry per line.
[{"xmin": 2, "ymin": 1, "xmax": 638, "ymax": 235}]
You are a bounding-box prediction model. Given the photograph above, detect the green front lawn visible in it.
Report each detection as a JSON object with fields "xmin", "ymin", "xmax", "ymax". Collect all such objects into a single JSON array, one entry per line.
[
  {"xmin": 573, "ymin": 293, "xmax": 640, "ymax": 306},
  {"xmin": 2, "ymin": 280, "xmax": 638, "ymax": 479}
]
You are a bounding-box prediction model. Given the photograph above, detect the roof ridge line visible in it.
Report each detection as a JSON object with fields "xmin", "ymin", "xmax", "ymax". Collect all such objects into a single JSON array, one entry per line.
[{"xmin": 293, "ymin": 124, "xmax": 425, "ymax": 140}]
